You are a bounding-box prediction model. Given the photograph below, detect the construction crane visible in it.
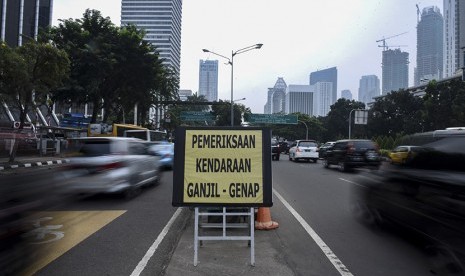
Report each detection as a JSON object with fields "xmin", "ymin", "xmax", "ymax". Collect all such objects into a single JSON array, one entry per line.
[{"xmin": 376, "ymin": 32, "xmax": 408, "ymax": 51}]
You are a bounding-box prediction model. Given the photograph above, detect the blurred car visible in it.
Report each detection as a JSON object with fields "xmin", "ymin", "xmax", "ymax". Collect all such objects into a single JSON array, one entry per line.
[
  {"xmin": 271, "ymin": 139, "xmax": 280, "ymax": 161},
  {"xmin": 58, "ymin": 137, "xmax": 160, "ymax": 198},
  {"xmin": 351, "ymin": 131, "xmax": 465, "ymax": 274},
  {"xmin": 149, "ymin": 142, "xmax": 174, "ymax": 170},
  {"xmin": 323, "ymin": 139, "xmax": 381, "ymax": 172},
  {"xmin": 318, "ymin": 141, "xmax": 335, "ymax": 158},
  {"xmin": 389, "ymin": 145, "xmax": 427, "ymax": 165},
  {"xmin": 288, "ymin": 140, "xmax": 319, "ymax": 162}
]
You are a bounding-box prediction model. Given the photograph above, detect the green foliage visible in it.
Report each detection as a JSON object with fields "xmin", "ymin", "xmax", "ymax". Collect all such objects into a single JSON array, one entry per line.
[
  {"xmin": 324, "ymin": 99, "xmax": 365, "ymax": 141},
  {"xmin": 367, "ymin": 89, "xmax": 423, "ymax": 137},
  {"xmin": 0, "ymin": 41, "xmax": 69, "ymax": 127},
  {"xmin": 422, "ymin": 79, "xmax": 465, "ymax": 131},
  {"xmin": 46, "ymin": 9, "xmax": 178, "ymax": 124},
  {"xmin": 211, "ymin": 100, "xmax": 250, "ymax": 126}
]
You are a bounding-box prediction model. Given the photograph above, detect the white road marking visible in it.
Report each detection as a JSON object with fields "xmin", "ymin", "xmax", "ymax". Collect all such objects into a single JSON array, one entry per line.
[
  {"xmin": 130, "ymin": 208, "xmax": 183, "ymax": 276},
  {"xmin": 338, "ymin": 178, "xmax": 367, "ymax": 188},
  {"xmin": 273, "ymin": 189, "xmax": 354, "ymax": 276}
]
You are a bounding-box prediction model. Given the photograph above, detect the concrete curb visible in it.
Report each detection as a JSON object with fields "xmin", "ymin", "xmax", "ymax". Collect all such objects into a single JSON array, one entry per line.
[{"xmin": 0, "ymin": 159, "xmax": 70, "ymax": 171}]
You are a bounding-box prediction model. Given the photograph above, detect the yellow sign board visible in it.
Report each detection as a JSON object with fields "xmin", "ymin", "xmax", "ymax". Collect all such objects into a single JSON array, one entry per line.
[{"xmin": 173, "ymin": 127, "xmax": 272, "ymax": 207}]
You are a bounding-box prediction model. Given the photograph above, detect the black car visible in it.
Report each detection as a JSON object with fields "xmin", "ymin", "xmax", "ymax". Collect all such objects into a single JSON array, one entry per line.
[
  {"xmin": 318, "ymin": 141, "xmax": 335, "ymax": 158},
  {"xmin": 323, "ymin": 139, "xmax": 381, "ymax": 172},
  {"xmin": 271, "ymin": 139, "xmax": 280, "ymax": 161},
  {"xmin": 351, "ymin": 129, "xmax": 465, "ymax": 274}
]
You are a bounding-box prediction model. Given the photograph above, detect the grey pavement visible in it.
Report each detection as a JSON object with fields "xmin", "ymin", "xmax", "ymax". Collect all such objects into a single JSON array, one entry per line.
[{"xmin": 163, "ymin": 211, "xmax": 294, "ymax": 276}]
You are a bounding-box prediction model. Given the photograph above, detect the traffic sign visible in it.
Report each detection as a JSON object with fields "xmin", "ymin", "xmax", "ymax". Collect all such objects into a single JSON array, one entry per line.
[
  {"xmin": 247, "ymin": 114, "xmax": 298, "ymax": 124},
  {"xmin": 180, "ymin": 111, "xmax": 215, "ymax": 122},
  {"xmin": 172, "ymin": 127, "xmax": 273, "ymax": 207}
]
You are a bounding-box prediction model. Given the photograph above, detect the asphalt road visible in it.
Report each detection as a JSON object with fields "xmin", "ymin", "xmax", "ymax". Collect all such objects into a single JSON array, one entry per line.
[
  {"xmin": 271, "ymin": 157, "xmax": 435, "ymax": 276},
  {"xmin": 2, "ymin": 156, "xmax": 447, "ymax": 275}
]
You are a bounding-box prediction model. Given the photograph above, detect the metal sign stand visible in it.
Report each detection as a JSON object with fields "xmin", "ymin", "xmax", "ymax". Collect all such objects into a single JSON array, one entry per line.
[{"xmin": 194, "ymin": 207, "xmax": 255, "ymax": 266}]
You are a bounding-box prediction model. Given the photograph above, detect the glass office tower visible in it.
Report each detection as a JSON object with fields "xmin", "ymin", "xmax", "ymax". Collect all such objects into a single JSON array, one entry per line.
[
  {"xmin": 0, "ymin": 0, "xmax": 53, "ymax": 47},
  {"xmin": 121, "ymin": 0, "xmax": 183, "ymax": 75}
]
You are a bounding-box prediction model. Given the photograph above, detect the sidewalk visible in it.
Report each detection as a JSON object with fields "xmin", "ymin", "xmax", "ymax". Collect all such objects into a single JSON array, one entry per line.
[
  {"xmin": 0, "ymin": 155, "xmax": 70, "ymax": 170},
  {"xmin": 163, "ymin": 211, "xmax": 294, "ymax": 276}
]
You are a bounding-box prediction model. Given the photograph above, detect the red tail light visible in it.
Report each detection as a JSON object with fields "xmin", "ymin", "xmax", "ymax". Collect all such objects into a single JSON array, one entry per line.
[{"xmin": 97, "ymin": 162, "xmax": 125, "ymax": 172}]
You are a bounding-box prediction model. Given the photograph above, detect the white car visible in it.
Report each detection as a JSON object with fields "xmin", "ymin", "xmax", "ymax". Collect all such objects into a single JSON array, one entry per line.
[
  {"xmin": 58, "ymin": 137, "xmax": 160, "ymax": 198},
  {"xmin": 289, "ymin": 140, "xmax": 319, "ymax": 163}
]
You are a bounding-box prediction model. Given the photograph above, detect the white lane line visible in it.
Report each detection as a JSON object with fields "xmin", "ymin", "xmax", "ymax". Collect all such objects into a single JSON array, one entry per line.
[
  {"xmin": 273, "ymin": 189, "xmax": 354, "ymax": 276},
  {"xmin": 130, "ymin": 208, "xmax": 183, "ymax": 276},
  {"xmin": 338, "ymin": 178, "xmax": 367, "ymax": 188}
]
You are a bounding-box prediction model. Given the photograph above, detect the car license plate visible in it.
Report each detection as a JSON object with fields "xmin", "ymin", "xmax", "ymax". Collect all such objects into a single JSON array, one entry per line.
[{"xmin": 366, "ymin": 152, "xmax": 378, "ymax": 160}]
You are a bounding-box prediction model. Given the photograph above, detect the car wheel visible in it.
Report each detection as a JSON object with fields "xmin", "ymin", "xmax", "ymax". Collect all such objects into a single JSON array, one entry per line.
[
  {"xmin": 323, "ymin": 159, "xmax": 330, "ymax": 168},
  {"xmin": 339, "ymin": 161, "xmax": 348, "ymax": 172},
  {"xmin": 313, "ymin": 159, "xmax": 318, "ymax": 163}
]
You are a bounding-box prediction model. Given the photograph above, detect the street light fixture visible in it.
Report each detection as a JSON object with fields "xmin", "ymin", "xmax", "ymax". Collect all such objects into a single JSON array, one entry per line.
[
  {"xmin": 202, "ymin": 43, "xmax": 263, "ymax": 126},
  {"xmin": 298, "ymin": 120, "xmax": 308, "ymax": 140}
]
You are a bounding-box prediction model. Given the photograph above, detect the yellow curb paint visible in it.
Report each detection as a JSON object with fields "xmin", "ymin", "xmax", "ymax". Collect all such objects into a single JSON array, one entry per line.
[{"xmin": 22, "ymin": 210, "xmax": 126, "ymax": 276}]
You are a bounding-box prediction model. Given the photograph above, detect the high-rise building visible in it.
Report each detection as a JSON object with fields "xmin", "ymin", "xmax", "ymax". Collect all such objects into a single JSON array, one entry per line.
[
  {"xmin": 285, "ymin": 85, "xmax": 314, "ymax": 115},
  {"xmin": 264, "ymin": 88, "xmax": 273, "ymax": 114},
  {"xmin": 198, "ymin": 60, "xmax": 218, "ymax": 102},
  {"xmin": 309, "ymin": 67, "xmax": 337, "ymax": 105},
  {"xmin": 416, "ymin": 6, "xmax": 443, "ymax": 85},
  {"xmin": 313, "ymin": 82, "xmax": 333, "ymax": 117},
  {"xmin": 382, "ymin": 49, "xmax": 409, "ymax": 94},
  {"xmin": 358, "ymin": 75, "xmax": 380, "ymax": 106},
  {"xmin": 341, "ymin": 89, "xmax": 352, "ymax": 100},
  {"xmin": 121, "ymin": 0, "xmax": 183, "ymax": 75},
  {"xmin": 271, "ymin": 77, "xmax": 287, "ymax": 114},
  {"xmin": 178, "ymin": 89, "xmax": 192, "ymax": 101},
  {"xmin": 0, "ymin": 0, "xmax": 53, "ymax": 47},
  {"xmin": 443, "ymin": 0, "xmax": 465, "ymax": 77}
]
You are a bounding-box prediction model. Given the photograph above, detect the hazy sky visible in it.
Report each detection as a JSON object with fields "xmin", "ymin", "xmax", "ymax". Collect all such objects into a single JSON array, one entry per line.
[{"xmin": 53, "ymin": 0, "xmax": 442, "ymax": 113}]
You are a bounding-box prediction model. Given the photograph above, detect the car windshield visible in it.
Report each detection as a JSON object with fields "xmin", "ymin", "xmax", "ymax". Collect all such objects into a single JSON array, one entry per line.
[
  {"xmin": 299, "ymin": 141, "xmax": 317, "ymax": 147},
  {"xmin": 352, "ymin": 141, "xmax": 376, "ymax": 149}
]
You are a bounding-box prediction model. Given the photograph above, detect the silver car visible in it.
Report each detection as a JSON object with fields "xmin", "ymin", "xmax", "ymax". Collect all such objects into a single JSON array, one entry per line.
[{"xmin": 58, "ymin": 137, "xmax": 160, "ymax": 198}]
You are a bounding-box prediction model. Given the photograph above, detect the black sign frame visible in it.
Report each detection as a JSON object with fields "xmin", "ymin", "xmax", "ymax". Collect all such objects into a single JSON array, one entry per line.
[{"xmin": 172, "ymin": 126, "xmax": 273, "ymax": 207}]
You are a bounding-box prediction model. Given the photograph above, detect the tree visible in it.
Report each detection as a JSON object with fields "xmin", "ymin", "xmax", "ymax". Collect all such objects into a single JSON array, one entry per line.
[
  {"xmin": 367, "ymin": 89, "xmax": 423, "ymax": 137},
  {"xmin": 47, "ymin": 9, "xmax": 178, "ymax": 124},
  {"xmin": 211, "ymin": 100, "xmax": 250, "ymax": 126},
  {"xmin": 0, "ymin": 41, "xmax": 69, "ymax": 161},
  {"xmin": 422, "ymin": 79, "xmax": 465, "ymax": 131},
  {"xmin": 323, "ymin": 98, "xmax": 365, "ymax": 141}
]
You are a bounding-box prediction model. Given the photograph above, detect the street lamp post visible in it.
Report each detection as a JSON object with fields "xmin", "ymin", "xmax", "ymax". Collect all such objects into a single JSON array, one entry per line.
[
  {"xmin": 298, "ymin": 120, "xmax": 308, "ymax": 140},
  {"xmin": 203, "ymin": 44, "xmax": 263, "ymax": 126}
]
